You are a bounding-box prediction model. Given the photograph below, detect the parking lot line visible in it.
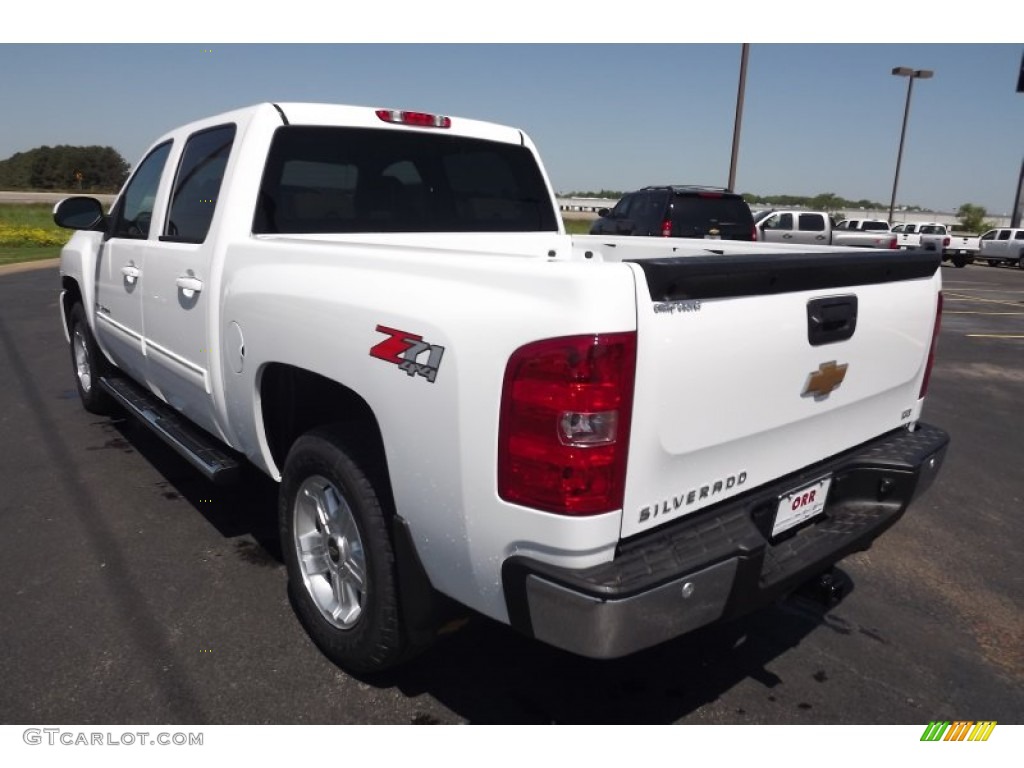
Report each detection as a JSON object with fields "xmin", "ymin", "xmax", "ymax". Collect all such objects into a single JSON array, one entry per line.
[
  {"xmin": 944, "ymin": 292, "xmax": 1024, "ymax": 309},
  {"xmin": 945, "ymin": 311, "xmax": 1024, "ymax": 315},
  {"xmin": 965, "ymin": 334, "xmax": 1024, "ymax": 339}
]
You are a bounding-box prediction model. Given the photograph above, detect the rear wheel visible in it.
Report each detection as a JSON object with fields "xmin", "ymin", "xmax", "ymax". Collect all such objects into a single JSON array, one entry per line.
[
  {"xmin": 68, "ymin": 303, "xmax": 113, "ymax": 414},
  {"xmin": 1018, "ymin": 254, "xmax": 1024, "ymax": 270},
  {"xmin": 952, "ymin": 254, "xmax": 967, "ymax": 268},
  {"xmin": 280, "ymin": 428, "xmax": 409, "ymax": 673},
  {"xmin": 988, "ymin": 259, "xmax": 999, "ymax": 267}
]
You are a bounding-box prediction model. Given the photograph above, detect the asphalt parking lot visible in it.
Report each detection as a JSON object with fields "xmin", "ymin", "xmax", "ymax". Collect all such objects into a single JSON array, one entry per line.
[{"xmin": 0, "ymin": 260, "xmax": 1021, "ymax": 725}]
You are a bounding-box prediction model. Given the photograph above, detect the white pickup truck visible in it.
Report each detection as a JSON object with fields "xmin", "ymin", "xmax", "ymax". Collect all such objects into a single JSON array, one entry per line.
[
  {"xmin": 892, "ymin": 222, "xmax": 979, "ymax": 267},
  {"xmin": 54, "ymin": 103, "xmax": 949, "ymax": 673},
  {"xmin": 757, "ymin": 211, "xmax": 897, "ymax": 249}
]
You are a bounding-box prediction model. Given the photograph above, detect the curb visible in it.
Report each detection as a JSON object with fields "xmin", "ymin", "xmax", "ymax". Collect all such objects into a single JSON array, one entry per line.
[{"xmin": 0, "ymin": 258, "xmax": 59, "ymax": 276}]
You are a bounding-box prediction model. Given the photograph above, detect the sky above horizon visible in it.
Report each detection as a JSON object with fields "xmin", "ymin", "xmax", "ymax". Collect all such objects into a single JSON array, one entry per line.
[{"xmin": 1, "ymin": 42, "xmax": 1021, "ymax": 214}]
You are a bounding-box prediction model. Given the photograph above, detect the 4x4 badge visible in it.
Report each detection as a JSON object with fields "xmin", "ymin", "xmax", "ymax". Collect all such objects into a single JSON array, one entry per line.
[
  {"xmin": 802, "ymin": 361, "xmax": 848, "ymax": 400},
  {"xmin": 370, "ymin": 325, "xmax": 445, "ymax": 383}
]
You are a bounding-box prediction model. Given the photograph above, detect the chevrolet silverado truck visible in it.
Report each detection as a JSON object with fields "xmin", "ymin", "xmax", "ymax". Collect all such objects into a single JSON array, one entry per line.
[
  {"xmin": 757, "ymin": 211, "xmax": 897, "ymax": 249},
  {"xmin": 54, "ymin": 103, "xmax": 949, "ymax": 673},
  {"xmin": 893, "ymin": 223, "xmax": 977, "ymax": 267}
]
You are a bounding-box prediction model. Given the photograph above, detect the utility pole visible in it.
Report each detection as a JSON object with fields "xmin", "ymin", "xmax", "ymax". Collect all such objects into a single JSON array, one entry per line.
[
  {"xmin": 1012, "ymin": 51, "xmax": 1023, "ymax": 228},
  {"xmin": 728, "ymin": 44, "xmax": 749, "ymax": 192}
]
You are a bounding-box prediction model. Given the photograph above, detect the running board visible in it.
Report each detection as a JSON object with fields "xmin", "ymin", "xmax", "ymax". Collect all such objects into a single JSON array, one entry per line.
[{"xmin": 99, "ymin": 376, "xmax": 242, "ymax": 485}]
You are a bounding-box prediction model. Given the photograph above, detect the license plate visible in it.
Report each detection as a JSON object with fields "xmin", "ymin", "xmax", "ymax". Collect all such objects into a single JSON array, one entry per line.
[{"xmin": 773, "ymin": 476, "xmax": 831, "ymax": 537}]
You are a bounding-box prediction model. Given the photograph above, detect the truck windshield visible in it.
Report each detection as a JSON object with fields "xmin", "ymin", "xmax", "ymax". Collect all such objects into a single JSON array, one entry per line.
[{"xmin": 253, "ymin": 126, "xmax": 558, "ymax": 234}]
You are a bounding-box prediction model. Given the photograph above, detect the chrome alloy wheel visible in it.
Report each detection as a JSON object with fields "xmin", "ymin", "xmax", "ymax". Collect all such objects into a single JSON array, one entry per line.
[
  {"xmin": 292, "ymin": 475, "xmax": 367, "ymax": 630},
  {"xmin": 73, "ymin": 326, "xmax": 92, "ymax": 393}
]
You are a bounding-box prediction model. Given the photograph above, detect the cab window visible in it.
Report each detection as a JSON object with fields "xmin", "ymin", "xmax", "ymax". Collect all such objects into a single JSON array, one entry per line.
[
  {"xmin": 110, "ymin": 142, "xmax": 172, "ymax": 239},
  {"xmin": 164, "ymin": 124, "xmax": 236, "ymax": 244}
]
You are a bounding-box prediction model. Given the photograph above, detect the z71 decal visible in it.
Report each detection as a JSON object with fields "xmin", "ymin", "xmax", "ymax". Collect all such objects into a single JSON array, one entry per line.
[{"xmin": 370, "ymin": 325, "xmax": 445, "ymax": 383}]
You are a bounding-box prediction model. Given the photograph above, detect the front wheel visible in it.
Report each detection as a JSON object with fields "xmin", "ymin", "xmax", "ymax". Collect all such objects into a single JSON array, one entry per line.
[
  {"xmin": 280, "ymin": 428, "xmax": 408, "ymax": 673},
  {"xmin": 1018, "ymin": 254, "xmax": 1024, "ymax": 270},
  {"xmin": 68, "ymin": 303, "xmax": 113, "ymax": 414}
]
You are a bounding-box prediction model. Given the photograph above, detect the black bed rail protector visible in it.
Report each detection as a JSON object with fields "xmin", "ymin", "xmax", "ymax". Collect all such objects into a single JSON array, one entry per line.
[{"xmin": 627, "ymin": 250, "xmax": 941, "ymax": 302}]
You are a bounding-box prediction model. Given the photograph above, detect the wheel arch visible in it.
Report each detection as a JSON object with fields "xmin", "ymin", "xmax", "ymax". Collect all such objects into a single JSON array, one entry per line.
[
  {"xmin": 60, "ymin": 276, "xmax": 83, "ymax": 339},
  {"xmin": 258, "ymin": 363, "xmax": 393, "ymax": 508}
]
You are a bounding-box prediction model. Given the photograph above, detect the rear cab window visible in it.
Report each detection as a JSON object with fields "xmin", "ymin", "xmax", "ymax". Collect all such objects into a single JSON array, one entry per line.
[{"xmin": 253, "ymin": 126, "xmax": 558, "ymax": 234}]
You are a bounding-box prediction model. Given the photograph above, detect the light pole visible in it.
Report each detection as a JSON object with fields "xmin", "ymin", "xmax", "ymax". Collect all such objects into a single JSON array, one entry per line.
[
  {"xmin": 727, "ymin": 44, "xmax": 750, "ymax": 192},
  {"xmin": 887, "ymin": 67, "xmax": 933, "ymax": 224}
]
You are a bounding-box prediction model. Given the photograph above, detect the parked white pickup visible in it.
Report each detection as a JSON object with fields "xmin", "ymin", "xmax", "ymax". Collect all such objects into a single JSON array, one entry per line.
[
  {"xmin": 892, "ymin": 222, "xmax": 979, "ymax": 267},
  {"xmin": 53, "ymin": 102, "xmax": 950, "ymax": 672}
]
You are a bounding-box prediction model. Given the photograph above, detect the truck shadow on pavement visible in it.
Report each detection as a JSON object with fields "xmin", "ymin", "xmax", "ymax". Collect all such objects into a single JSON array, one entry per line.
[
  {"xmin": 384, "ymin": 584, "xmax": 853, "ymax": 724},
  {"xmin": 103, "ymin": 412, "xmax": 855, "ymax": 725},
  {"xmin": 102, "ymin": 415, "xmax": 284, "ymax": 566}
]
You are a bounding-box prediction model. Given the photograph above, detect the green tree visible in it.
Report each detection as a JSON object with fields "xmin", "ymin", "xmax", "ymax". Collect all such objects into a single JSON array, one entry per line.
[
  {"xmin": 0, "ymin": 145, "xmax": 129, "ymax": 192},
  {"xmin": 956, "ymin": 203, "xmax": 994, "ymax": 234}
]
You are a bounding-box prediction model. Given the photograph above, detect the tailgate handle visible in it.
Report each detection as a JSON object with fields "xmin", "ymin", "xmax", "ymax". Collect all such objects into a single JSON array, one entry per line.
[{"xmin": 807, "ymin": 295, "xmax": 858, "ymax": 346}]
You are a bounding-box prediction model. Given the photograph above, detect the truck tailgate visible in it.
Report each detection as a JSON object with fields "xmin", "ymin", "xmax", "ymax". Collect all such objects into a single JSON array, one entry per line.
[{"xmin": 619, "ymin": 250, "xmax": 941, "ymax": 539}]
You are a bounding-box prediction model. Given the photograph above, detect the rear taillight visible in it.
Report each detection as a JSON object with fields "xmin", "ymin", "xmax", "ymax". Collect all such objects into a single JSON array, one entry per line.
[
  {"xmin": 752, "ymin": 224, "xmax": 758, "ymax": 241},
  {"xmin": 498, "ymin": 333, "xmax": 637, "ymax": 515},
  {"xmin": 919, "ymin": 293, "xmax": 943, "ymax": 399},
  {"xmin": 888, "ymin": 236, "xmax": 898, "ymax": 249},
  {"xmin": 943, "ymin": 236, "xmax": 950, "ymax": 247},
  {"xmin": 661, "ymin": 219, "xmax": 672, "ymax": 237},
  {"xmin": 375, "ymin": 109, "xmax": 451, "ymax": 128}
]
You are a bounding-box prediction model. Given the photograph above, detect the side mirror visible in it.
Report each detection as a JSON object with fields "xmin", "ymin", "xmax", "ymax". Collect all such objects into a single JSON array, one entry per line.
[
  {"xmin": 597, "ymin": 208, "xmax": 610, "ymax": 218},
  {"xmin": 53, "ymin": 197, "xmax": 106, "ymax": 231}
]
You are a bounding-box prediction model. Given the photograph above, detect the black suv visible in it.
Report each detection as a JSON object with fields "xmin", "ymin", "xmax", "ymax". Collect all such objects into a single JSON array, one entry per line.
[{"xmin": 589, "ymin": 185, "xmax": 755, "ymax": 241}]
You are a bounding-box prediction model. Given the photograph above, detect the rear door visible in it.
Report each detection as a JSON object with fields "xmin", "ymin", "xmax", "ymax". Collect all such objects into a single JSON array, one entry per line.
[
  {"xmin": 142, "ymin": 123, "xmax": 237, "ymax": 437},
  {"xmin": 792, "ymin": 212, "xmax": 829, "ymax": 245}
]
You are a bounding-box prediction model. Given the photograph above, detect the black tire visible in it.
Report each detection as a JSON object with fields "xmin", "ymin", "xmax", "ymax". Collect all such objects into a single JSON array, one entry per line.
[
  {"xmin": 952, "ymin": 254, "xmax": 967, "ymax": 268},
  {"xmin": 1018, "ymin": 254, "xmax": 1024, "ymax": 270},
  {"xmin": 279, "ymin": 428, "xmax": 408, "ymax": 673},
  {"xmin": 988, "ymin": 259, "xmax": 999, "ymax": 267},
  {"xmin": 68, "ymin": 303, "xmax": 114, "ymax": 415}
]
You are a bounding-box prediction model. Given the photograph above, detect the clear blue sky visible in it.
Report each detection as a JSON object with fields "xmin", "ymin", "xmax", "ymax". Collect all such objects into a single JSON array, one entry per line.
[{"xmin": 1, "ymin": 38, "xmax": 1021, "ymax": 214}]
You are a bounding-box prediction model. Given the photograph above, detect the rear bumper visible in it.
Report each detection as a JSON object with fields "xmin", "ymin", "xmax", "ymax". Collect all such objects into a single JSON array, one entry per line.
[{"xmin": 502, "ymin": 423, "xmax": 949, "ymax": 659}]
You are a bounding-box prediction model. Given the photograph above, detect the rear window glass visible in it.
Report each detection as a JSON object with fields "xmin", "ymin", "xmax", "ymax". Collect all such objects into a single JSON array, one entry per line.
[
  {"xmin": 671, "ymin": 196, "xmax": 753, "ymax": 239},
  {"xmin": 860, "ymin": 221, "xmax": 889, "ymax": 231},
  {"xmin": 798, "ymin": 213, "xmax": 825, "ymax": 231},
  {"xmin": 253, "ymin": 126, "xmax": 557, "ymax": 234}
]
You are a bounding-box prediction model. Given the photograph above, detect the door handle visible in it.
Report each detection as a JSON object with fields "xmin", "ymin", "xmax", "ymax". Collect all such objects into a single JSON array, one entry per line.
[
  {"xmin": 176, "ymin": 275, "xmax": 203, "ymax": 293},
  {"xmin": 121, "ymin": 263, "xmax": 140, "ymax": 281},
  {"xmin": 783, "ymin": 233, "xmax": 793, "ymax": 239}
]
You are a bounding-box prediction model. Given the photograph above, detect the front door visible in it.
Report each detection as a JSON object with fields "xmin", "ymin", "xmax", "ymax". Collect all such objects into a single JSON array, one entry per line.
[
  {"xmin": 94, "ymin": 142, "xmax": 173, "ymax": 383},
  {"xmin": 758, "ymin": 211, "xmax": 794, "ymax": 243}
]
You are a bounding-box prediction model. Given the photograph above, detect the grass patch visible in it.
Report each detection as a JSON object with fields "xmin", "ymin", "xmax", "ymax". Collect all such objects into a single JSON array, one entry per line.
[
  {"xmin": 0, "ymin": 203, "xmax": 72, "ymax": 250},
  {"xmin": 562, "ymin": 218, "xmax": 594, "ymax": 234}
]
